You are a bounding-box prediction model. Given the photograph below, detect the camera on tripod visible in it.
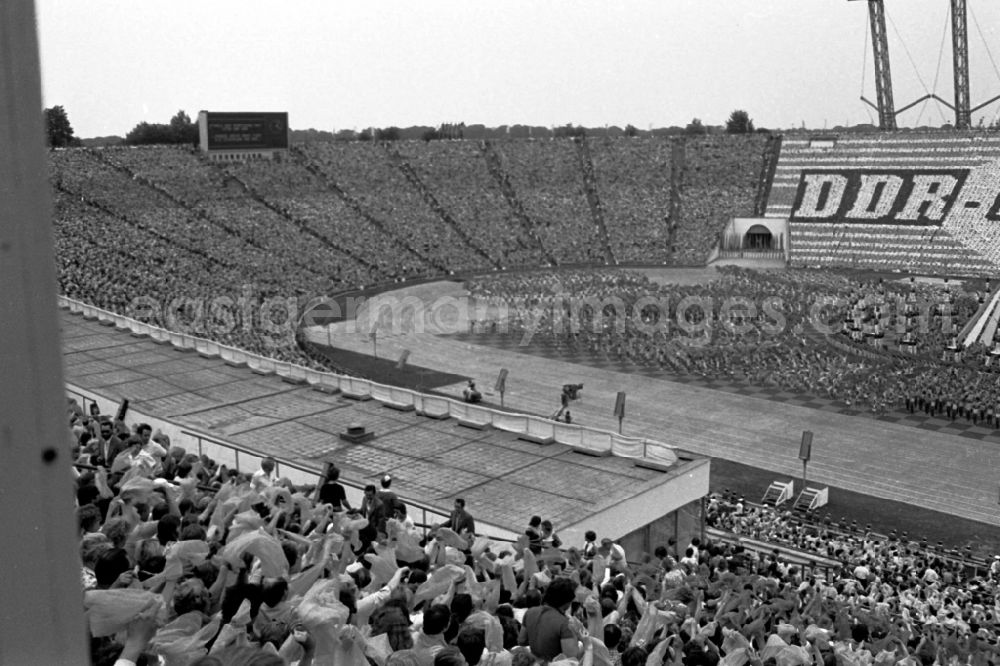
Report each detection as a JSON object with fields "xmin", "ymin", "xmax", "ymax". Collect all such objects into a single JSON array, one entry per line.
[{"xmin": 562, "ymin": 383, "xmax": 583, "ymax": 404}]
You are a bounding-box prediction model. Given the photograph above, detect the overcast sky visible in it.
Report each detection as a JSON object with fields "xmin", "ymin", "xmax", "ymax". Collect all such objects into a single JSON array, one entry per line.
[{"xmin": 35, "ymin": 0, "xmax": 1000, "ymax": 138}]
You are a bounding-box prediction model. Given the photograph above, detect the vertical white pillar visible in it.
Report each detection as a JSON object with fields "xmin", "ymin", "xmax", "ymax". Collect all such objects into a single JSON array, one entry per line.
[{"xmin": 0, "ymin": 0, "xmax": 88, "ymax": 663}]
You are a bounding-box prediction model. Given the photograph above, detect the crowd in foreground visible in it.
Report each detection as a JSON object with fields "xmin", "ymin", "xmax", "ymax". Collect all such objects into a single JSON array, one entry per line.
[
  {"xmin": 465, "ymin": 268, "xmax": 1000, "ymax": 419},
  {"xmin": 68, "ymin": 400, "xmax": 1000, "ymax": 666}
]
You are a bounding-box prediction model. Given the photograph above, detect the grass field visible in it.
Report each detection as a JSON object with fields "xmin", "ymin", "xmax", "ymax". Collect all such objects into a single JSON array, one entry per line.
[{"xmin": 313, "ymin": 344, "xmax": 469, "ymax": 391}]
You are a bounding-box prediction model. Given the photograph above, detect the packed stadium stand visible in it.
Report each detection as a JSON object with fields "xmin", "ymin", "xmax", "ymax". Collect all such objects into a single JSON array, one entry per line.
[
  {"xmin": 769, "ymin": 133, "xmax": 1000, "ymax": 276},
  {"xmin": 45, "ymin": 134, "xmax": 1000, "ymax": 664},
  {"xmin": 588, "ymin": 137, "xmax": 673, "ymax": 264}
]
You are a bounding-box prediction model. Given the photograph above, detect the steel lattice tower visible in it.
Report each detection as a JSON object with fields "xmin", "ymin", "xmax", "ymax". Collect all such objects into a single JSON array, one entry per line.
[{"xmin": 951, "ymin": 0, "xmax": 971, "ymax": 129}]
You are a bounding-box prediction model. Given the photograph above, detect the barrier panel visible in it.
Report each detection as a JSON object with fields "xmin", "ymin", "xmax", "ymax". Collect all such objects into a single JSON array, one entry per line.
[
  {"xmin": 218, "ymin": 347, "xmax": 242, "ymax": 365},
  {"xmin": 448, "ymin": 401, "xmax": 466, "ymax": 419},
  {"xmin": 341, "ymin": 376, "xmax": 372, "ymax": 399},
  {"xmin": 452, "ymin": 402, "xmax": 492, "ymax": 427},
  {"xmin": 611, "ymin": 434, "xmax": 646, "ymax": 459},
  {"xmin": 416, "ymin": 394, "xmax": 451, "ymax": 418},
  {"xmin": 286, "ymin": 364, "xmax": 309, "ymax": 383},
  {"xmin": 578, "ymin": 428, "xmax": 613, "ymax": 454},
  {"xmin": 370, "ymin": 383, "xmax": 394, "ymax": 403},
  {"xmin": 553, "ymin": 422, "xmax": 584, "ymax": 448},
  {"xmin": 387, "ymin": 386, "xmax": 415, "ymax": 408},
  {"xmin": 251, "ymin": 356, "xmax": 277, "ymax": 375},
  {"xmin": 492, "ymin": 411, "xmax": 529, "ymax": 435},
  {"xmin": 643, "ymin": 441, "xmax": 678, "ymax": 466},
  {"xmin": 313, "ymin": 375, "xmax": 341, "ymax": 394},
  {"xmin": 524, "ymin": 418, "xmax": 556, "ymax": 442},
  {"xmin": 195, "ymin": 339, "xmax": 217, "ymax": 357},
  {"xmin": 304, "ymin": 369, "xmax": 325, "ymax": 385}
]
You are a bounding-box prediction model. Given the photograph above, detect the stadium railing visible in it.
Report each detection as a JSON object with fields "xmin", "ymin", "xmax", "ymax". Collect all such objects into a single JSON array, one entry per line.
[
  {"xmin": 59, "ymin": 296, "xmax": 680, "ymax": 466},
  {"xmin": 962, "ymin": 287, "xmax": 1000, "ymax": 348},
  {"xmin": 704, "ymin": 526, "xmax": 841, "ymax": 576},
  {"xmin": 65, "ymin": 381, "xmax": 465, "ymax": 540}
]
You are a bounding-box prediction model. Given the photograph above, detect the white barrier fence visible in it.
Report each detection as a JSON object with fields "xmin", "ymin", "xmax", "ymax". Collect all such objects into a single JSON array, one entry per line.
[{"xmin": 58, "ymin": 296, "xmax": 678, "ymax": 465}]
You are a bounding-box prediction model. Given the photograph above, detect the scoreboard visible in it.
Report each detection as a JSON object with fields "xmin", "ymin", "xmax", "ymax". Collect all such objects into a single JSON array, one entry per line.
[{"xmin": 198, "ymin": 111, "xmax": 289, "ymax": 154}]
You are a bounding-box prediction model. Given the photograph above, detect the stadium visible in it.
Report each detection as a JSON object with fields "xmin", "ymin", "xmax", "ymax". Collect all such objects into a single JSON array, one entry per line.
[{"xmin": 9, "ymin": 0, "xmax": 1000, "ymax": 664}]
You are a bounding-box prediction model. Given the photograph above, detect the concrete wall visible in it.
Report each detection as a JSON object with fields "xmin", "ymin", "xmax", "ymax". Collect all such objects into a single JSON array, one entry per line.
[{"xmin": 559, "ymin": 458, "xmax": 710, "ymax": 548}]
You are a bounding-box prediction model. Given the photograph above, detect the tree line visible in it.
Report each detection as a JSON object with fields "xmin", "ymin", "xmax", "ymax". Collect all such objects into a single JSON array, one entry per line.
[
  {"xmin": 44, "ymin": 107, "xmax": 198, "ymax": 148},
  {"xmin": 43, "ymin": 106, "xmax": 763, "ymax": 148}
]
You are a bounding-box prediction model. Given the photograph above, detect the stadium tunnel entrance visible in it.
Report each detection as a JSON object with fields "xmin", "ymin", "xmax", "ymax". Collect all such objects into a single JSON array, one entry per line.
[
  {"xmin": 712, "ymin": 217, "xmax": 788, "ymax": 263},
  {"xmin": 743, "ymin": 224, "xmax": 774, "ymax": 250}
]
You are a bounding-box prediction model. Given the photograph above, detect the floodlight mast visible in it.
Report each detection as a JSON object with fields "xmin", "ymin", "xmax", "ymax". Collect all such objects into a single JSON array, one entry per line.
[
  {"xmin": 951, "ymin": 0, "xmax": 971, "ymax": 129},
  {"xmin": 857, "ymin": 0, "xmax": 897, "ymax": 130},
  {"xmin": 851, "ymin": 0, "xmax": 977, "ymax": 130}
]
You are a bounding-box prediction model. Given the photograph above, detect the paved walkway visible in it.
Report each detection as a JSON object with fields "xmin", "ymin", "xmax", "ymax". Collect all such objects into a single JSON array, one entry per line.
[{"xmin": 305, "ymin": 281, "xmax": 1000, "ymax": 527}]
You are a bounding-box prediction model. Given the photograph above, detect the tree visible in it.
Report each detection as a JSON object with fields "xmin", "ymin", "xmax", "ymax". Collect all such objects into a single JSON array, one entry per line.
[
  {"xmin": 375, "ymin": 126, "xmax": 400, "ymax": 142},
  {"xmin": 125, "ymin": 122, "xmax": 173, "ymax": 145},
  {"xmin": 124, "ymin": 110, "xmax": 198, "ymax": 146},
  {"xmin": 684, "ymin": 118, "xmax": 707, "ymax": 135},
  {"xmin": 725, "ymin": 109, "xmax": 754, "ymax": 134},
  {"xmin": 168, "ymin": 110, "xmax": 198, "ymax": 145},
  {"xmin": 44, "ymin": 105, "xmax": 77, "ymax": 147},
  {"xmin": 553, "ymin": 123, "xmax": 585, "ymax": 138},
  {"xmin": 624, "ymin": 124, "xmax": 639, "ymax": 138}
]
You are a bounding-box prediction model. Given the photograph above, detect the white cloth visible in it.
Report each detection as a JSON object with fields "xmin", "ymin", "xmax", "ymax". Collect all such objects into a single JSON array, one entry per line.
[{"xmin": 251, "ymin": 468, "xmax": 276, "ymax": 491}]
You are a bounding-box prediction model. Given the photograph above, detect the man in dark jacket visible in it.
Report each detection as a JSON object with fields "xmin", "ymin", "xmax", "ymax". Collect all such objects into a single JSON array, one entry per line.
[{"xmin": 444, "ymin": 498, "xmax": 476, "ymax": 539}]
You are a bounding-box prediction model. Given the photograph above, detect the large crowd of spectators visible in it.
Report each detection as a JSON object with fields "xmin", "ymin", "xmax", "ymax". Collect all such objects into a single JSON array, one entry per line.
[
  {"xmin": 46, "ymin": 137, "xmax": 769, "ymax": 374},
  {"xmin": 674, "ymin": 136, "xmax": 767, "ymax": 266},
  {"xmin": 495, "ymin": 140, "xmax": 606, "ymax": 266},
  {"xmin": 299, "ymin": 143, "xmax": 490, "ymax": 274},
  {"xmin": 464, "ymin": 267, "xmax": 1000, "ymax": 419},
  {"xmin": 589, "ymin": 138, "xmax": 673, "ymax": 264},
  {"xmin": 90, "ymin": 146, "xmax": 385, "ymax": 289},
  {"xmin": 66, "ymin": 397, "xmax": 1000, "ymax": 665},
  {"xmin": 400, "ymin": 141, "xmax": 547, "ymax": 269},
  {"xmin": 49, "ymin": 137, "xmax": 764, "ymax": 292}
]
